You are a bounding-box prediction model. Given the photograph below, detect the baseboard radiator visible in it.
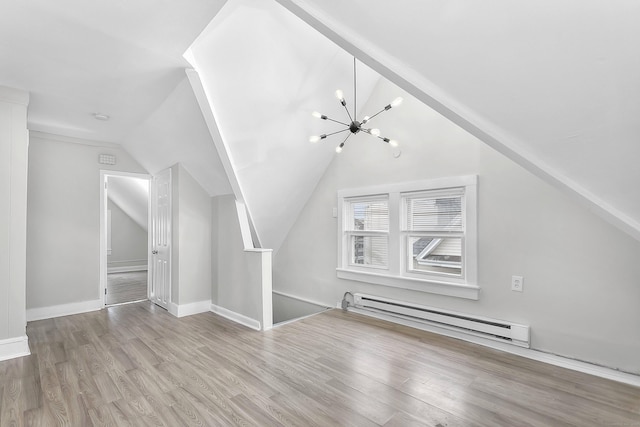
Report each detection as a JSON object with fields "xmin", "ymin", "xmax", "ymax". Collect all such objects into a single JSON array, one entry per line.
[{"xmin": 349, "ymin": 293, "xmax": 530, "ymax": 348}]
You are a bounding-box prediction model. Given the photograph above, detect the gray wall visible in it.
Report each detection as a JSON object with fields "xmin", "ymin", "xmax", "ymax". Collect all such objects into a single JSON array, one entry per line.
[
  {"xmin": 172, "ymin": 163, "xmax": 212, "ymax": 305},
  {"xmin": 0, "ymin": 87, "xmax": 28, "ymax": 342},
  {"xmin": 273, "ymin": 78, "xmax": 640, "ymax": 374},
  {"xmin": 212, "ymin": 194, "xmax": 269, "ymax": 325},
  {"xmin": 273, "ymin": 293, "xmax": 327, "ymax": 324},
  {"xmin": 107, "ymin": 198, "xmax": 147, "ymax": 270},
  {"xmin": 26, "ymin": 133, "xmax": 147, "ymax": 309}
]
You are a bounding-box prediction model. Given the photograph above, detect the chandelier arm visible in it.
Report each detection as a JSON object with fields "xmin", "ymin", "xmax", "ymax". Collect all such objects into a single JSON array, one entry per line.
[
  {"xmin": 341, "ymin": 99, "xmax": 354, "ymax": 123},
  {"xmin": 373, "ymin": 134, "xmax": 398, "ymax": 147},
  {"xmin": 323, "ymin": 116, "xmax": 350, "ymax": 126},
  {"xmin": 363, "ymin": 107, "xmax": 388, "ymax": 123},
  {"xmin": 361, "ymin": 129, "xmax": 396, "ymax": 143},
  {"xmin": 324, "ymin": 128, "xmax": 350, "ymax": 138}
]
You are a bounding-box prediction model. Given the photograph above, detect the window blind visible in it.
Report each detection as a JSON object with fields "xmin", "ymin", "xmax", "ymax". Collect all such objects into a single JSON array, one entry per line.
[
  {"xmin": 347, "ymin": 199, "xmax": 389, "ymax": 231},
  {"xmin": 405, "ymin": 194, "xmax": 463, "ymax": 232}
]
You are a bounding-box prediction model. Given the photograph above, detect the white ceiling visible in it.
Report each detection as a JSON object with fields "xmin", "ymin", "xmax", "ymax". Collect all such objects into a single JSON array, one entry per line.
[
  {"xmin": 1, "ymin": 0, "xmax": 639, "ymax": 247},
  {"xmin": 277, "ymin": 0, "xmax": 640, "ymax": 239},
  {"xmin": 0, "ymin": 0, "xmax": 227, "ymax": 143},
  {"xmin": 186, "ymin": 0, "xmax": 380, "ymax": 250},
  {"xmin": 123, "ymin": 76, "xmax": 232, "ymax": 197}
]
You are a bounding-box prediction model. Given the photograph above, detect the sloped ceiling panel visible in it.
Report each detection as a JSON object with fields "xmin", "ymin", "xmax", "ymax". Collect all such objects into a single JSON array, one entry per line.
[
  {"xmin": 277, "ymin": 0, "xmax": 640, "ymax": 240},
  {"xmin": 0, "ymin": 0, "xmax": 227, "ymax": 142},
  {"xmin": 187, "ymin": 0, "xmax": 379, "ymax": 250},
  {"xmin": 123, "ymin": 76, "xmax": 232, "ymax": 197},
  {"xmin": 108, "ymin": 176, "xmax": 149, "ymax": 232}
]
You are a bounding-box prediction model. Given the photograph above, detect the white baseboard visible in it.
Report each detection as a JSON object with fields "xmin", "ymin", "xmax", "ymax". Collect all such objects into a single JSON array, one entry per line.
[
  {"xmin": 210, "ymin": 304, "xmax": 261, "ymax": 331},
  {"xmin": 167, "ymin": 300, "xmax": 212, "ymax": 318},
  {"xmin": 107, "ymin": 265, "xmax": 148, "ymax": 273},
  {"xmin": 0, "ymin": 336, "xmax": 30, "ymax": 362},
  {"xmin": 348, "ymin": 307, "xmax": 640, "ymax": 388},
  {"xmin": 27, "ymin": 299, "xmax": 103, "ymax": 322}
]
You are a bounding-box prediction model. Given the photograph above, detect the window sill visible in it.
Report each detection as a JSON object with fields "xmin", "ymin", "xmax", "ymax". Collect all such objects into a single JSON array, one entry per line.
[{"xmin": 336, "ymin": 268, "xmax": 479, "ymax": 300}]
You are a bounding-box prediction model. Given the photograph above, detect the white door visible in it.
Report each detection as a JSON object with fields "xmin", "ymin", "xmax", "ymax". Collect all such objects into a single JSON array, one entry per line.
[{"xmin": 150, "ymin": 168, "xmax": 171, "ymax": 309}]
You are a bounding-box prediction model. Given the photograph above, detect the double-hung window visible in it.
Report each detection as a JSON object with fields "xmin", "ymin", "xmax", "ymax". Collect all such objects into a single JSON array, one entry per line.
[
  {"xmin": 403, "ymin": 189, "xmax": 464, "ymax": 278},
  {"xmin": 337, "ymin": 176, "xmax": 478, "ymax": 300},
  {"xmin": 344, "ymin": 196, "xmax": 389, "ymax": 269}
]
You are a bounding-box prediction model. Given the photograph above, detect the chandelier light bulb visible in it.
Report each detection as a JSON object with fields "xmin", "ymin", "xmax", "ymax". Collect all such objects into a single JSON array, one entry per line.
[
  {"xmin": 391, "ymin": 97, "xmax": 403, "ymax": 108},
  {"xmin": 370, "ymin": 128, "xmax": 381, "ymax": 136},
  {"xmin": 309, "ymin": 135, "xmax": 321, "ymax": 143},
  {"xmin": 336, "ymin": 145, "xmax": 343, "ymax": 153},
  {"xmin": 335, "ymin": 89, "xmax": 344, "ymax": 101},
  {"xmin": 389, "ymin": 139, "xmax": 399, "ymax": 147},
  {"xmin": 362, "ymin": 116, "xmax": 370, "ymax": 124},
  {"xmin": 312, "ymin": 111, "xmax": 322, "ymax": 119}
]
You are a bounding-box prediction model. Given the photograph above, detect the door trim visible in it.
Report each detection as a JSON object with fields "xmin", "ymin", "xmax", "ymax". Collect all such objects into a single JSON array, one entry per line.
[{"xmin": 99, "ymin": 170, "xmax": 152, "ymax": 307}]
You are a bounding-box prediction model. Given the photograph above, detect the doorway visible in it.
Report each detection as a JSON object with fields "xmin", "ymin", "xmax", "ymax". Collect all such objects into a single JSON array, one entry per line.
[{"xmin": 100, "ymin": 171, "xmax": 151, "ymax": 306}]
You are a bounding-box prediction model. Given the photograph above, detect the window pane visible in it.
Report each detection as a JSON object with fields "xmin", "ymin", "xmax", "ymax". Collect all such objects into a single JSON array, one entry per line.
[
  {"xmin": 351, "ymin": 235, "xmax": 388, "ymax": 267},
  {"xmin": 406, "ymin": 195, "xmax": 462, "ymax": 232},
  {"xmin": 409, "ymin": 236, "xmax": 462, "ymax": 276},
  {"xmin": 349, "ymin": 199, "xmax": 388, "ymax": 231}
]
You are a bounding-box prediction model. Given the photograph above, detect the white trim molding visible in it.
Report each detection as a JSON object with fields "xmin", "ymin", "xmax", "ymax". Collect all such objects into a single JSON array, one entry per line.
[
  {"xmin": 0, "ymin": 336, "xmax": 30, "ymax": 362},
  {"xmin": 167, "ymin": 300, "xmax": 212, "ymax": 318},
  {"xmin": 337, "ymin": 268, "xmax": 480, "ymax": 300},
  {"xmin": 107, "ymin": 265, "xmax": 148, "ymax": 274},
  {"xmin": 27, "ymin": 299, "xmax": 103, "ymax": 322},
  {"xmin": 210, "ymin": 304, "xmax": 261, "ymax": 331}
]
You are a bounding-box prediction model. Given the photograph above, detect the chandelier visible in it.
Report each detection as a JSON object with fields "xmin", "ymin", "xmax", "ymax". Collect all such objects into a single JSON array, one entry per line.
[{"xmin": 310, "ymin": 57, "xmax": 402, "ymax": 153}]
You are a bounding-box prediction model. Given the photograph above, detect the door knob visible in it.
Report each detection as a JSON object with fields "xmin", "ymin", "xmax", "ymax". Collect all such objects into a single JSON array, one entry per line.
[{"xmin": 152, "ymin": 250, "xmax": 158, "ymax": 255}]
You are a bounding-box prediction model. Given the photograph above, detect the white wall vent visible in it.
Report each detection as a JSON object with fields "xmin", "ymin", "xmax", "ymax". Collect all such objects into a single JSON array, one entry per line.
[
  {"xmin": 99, "ymin": 154, "xmax": 116, "ymax": 165},
  {"xmin": 349, "ymin": 293, "xmax": 530, "ymax": 348}
]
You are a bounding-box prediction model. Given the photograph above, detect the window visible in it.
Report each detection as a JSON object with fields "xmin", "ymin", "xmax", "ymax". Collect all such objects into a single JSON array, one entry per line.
[
  {"xmin": 337, "ymin": 176, "xmax": 478, "ymax": 300},
  {"xmin": 345, "ymin": 197, "xmax": 389, "ymax": 268},
  {"xmin": 403, "ymin": 189, "xmax": 464, "ymax": 278}
]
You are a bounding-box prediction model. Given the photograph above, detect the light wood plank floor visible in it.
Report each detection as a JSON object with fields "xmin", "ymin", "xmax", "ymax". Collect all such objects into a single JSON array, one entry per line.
[
  {"xmin": 1, "ymin": 302, "xmax": 639, "ymax": 426},
  {"xmin": 106, "ymin": 272, "xmax": 148, "ymax": 305}
]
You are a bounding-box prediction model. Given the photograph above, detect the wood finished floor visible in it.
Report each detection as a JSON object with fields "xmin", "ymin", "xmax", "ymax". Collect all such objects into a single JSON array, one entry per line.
[
  {"xmin": 106, "ymin": 272, "xmax": 148, "ymax": 305},
  {"xmin": 1, "ymin": 302, "xmax": 639, "ymax": 426}
]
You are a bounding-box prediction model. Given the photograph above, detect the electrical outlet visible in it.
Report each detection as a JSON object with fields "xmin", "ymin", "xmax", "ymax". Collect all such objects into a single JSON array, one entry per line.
[{"xmin": 511, "ymin": 275, "xmax": 524, "ymax": 292}]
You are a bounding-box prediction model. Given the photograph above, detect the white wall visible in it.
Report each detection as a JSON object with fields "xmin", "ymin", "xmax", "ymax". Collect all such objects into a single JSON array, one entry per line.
[
  {"xmin": 0, "ymin": 86, "xmax": 29, "ymax": 357},
  {"xmin": 171, "ymin": 163, "xmax": 212, "ymax": 305},
  {"xmin": 212, "ymin": 194, "xmax": 272, "ymax": 329},
  {"xmin": 107, "ymin": 198, "xmax": 147, "ymax": 270},
  {"xmin": 273, "ymin": 78, "xmax": 640, "ymax": 374},
  {"xmin": 26, "ymin": 132, "xmax": 147, "ymax": 309}
]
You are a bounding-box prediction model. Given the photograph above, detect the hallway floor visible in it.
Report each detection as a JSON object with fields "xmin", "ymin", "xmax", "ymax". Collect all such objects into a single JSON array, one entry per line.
[{"xmin": 106, "ymin": 271, "xmax": 147, "ymax": 305}]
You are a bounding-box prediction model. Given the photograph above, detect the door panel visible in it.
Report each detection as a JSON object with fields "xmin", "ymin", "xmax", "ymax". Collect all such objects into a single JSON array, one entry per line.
[{"xmin": 150, "ymin": 168, "xmax": 171, "ymax": 309}]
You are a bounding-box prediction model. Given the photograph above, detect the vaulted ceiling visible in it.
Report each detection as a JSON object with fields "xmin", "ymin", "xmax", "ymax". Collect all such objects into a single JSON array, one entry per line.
[
  {"xmin": 275, "ymin": 0, "xmax": 640, "ymax": 241},
  {"xmin": 1, "ymin": 0, "xmax": 639, "ymax": 248}
]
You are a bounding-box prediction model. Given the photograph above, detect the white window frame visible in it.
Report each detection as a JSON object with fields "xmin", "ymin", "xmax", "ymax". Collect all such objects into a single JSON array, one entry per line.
[
  {"xmin": 337, "ymin": 176, "xmax": 479, "ymax": 300},
  {"xmin": 342, "ymin": 194, "xmax": 390, "ymax": 271}
]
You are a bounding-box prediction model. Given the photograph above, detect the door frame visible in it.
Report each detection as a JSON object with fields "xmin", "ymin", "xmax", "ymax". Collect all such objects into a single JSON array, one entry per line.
[{"xmin": 99, "ymin": 170, "xmax": 152, "ymax": 307}]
